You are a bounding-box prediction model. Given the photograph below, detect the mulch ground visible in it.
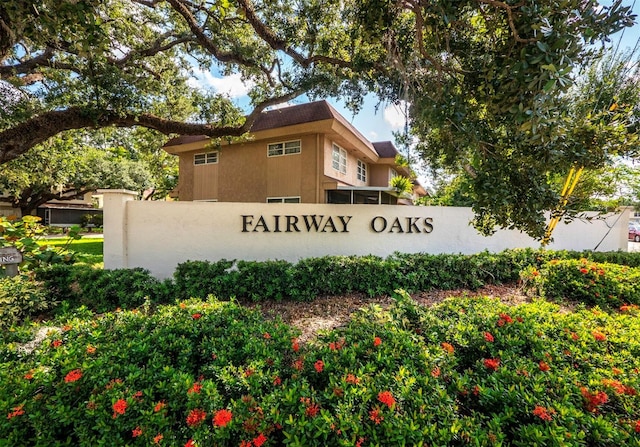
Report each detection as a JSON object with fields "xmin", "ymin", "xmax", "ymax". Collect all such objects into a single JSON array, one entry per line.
[{"xmin": 242, "ymin": 283, "xmax": 530, "ymax": 343}]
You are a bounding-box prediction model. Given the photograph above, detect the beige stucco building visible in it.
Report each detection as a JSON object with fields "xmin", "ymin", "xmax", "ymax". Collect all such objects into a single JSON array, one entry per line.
[{"xmin": 164, "ymin": 101, "xmax": 425, "ymax": 205}]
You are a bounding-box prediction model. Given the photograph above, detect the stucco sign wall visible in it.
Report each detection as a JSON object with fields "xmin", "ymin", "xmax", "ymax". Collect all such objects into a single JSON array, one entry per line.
[{"xmin": 99, "ymin": 190, "xmax": 630, "ymax": 279}]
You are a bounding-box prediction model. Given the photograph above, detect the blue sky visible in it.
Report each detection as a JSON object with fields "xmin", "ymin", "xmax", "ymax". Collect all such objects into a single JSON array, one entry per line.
[{"xmin": 190, "ymin": 2, "xmax": 640, "ymax": 148}]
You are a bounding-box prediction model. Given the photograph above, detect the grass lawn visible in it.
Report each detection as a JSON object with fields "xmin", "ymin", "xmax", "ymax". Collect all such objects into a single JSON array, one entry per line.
[{"xmin": 39, "ymin": 236, "xmax": 104, "ymax": 267}]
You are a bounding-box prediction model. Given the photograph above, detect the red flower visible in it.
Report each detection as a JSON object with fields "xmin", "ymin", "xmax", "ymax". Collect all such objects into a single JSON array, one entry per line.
[
  {"xmin": 293, "ymin": 358, "xmax": 304, "ymax": 371},
  {"xmin": 581, "ymin": 387, "xmax": 608, "ymax": 412},
  {"xmin": 185, "ymin": 440, "xmax": 196, "ymax": 447},
  {"xmin": 188, "ymin": 382, "xmax": 202, "ymax": 394},
  {"xmin": 571, "ymin": 332, "xmax": 580, "ymax": 341},
  {"xmin": 244, "ymin": 368, "xmax": 254, "ymax": 377},
  {"xmin": 539, "ymin": 361, "xmax": 550, "ymax": 372},
  {"xmin": 499, "ymin": 314, "xmax": 513, "ymax": 324},
  {"xmin": 187, "ymin": 408, "xmax": 207, "ymax": 427},
  {"xmin": 484, "ymin": 358, "xmax": 500, "ymax": 371},
  {"xmin": 483, "ymin": 332, "xmax": 494, "ymax": 342},
  {"xmin": 133, "ymin": 390, "xmax": 143, "ymax": 401},
  {"xmin": 132, "ymin": 426, "xmax": 143, "ymax": 437},
  {"xmin": 7, "ymin": 405, "xmax": 24, "ymax": 420},
  {"xmin": 431, "ymin": 367, "xmax": 441, "ymax": 378},
  {"xmin": 113, "ymin": 399, "xmax": 127, "ymax": 417},
  {"xmin": 64, "ymin": 368, "xmax": 83, "ymax": 383},
  {"xmin": 192, "ymin": 313, "xmax": 202, "ymax": 320},
  {"xmin": 329, "ymin": 339, "xmax": 344, "ymax": 351},
  {"xmin": 602, "ymin": 379, "xmax": 636, "ymax": 396},
  {"xmin": 635, "ymin": 420, "xmax": 640, "ymax": 433},
  {"xmin": 52, "ymin": 339, "xmax": 62, "ymax": 348},
  {"xmin": 213, "ymin": 409, "xmax": 233, "ymax": 427},
  {"xmin": 263, "ymin": 332, "xmax": 271, "ymax": 339},
  {"xmin": 369, "ymin": 408, "xmax": 383, "ymax": 424},
  {"xmin": 580, "ymin": 267, "xmax": 588, "ymax": 274},
  {"xmin": 441, "ymin": 342, "xmax": 454, "ymax": 353},
  {"xmin": 531, "ymin": 269, "xmax": 540, "ymax": 277},
  {"xmin": 377, "ymin": 391, "xmax": 396, "ymax": 409},
  {"xmin": 273, "ymin": 376, "xmax": 281, "ymax": 386},
  {"xmin": 373, "ymin": 336, "xmax": 382, "ymax": 347},
  {"xmin": 532, "ymin": 405, "xmax": 553, "ymax": 422},
  {"xmin": 24, "ymin": 370, "xmax": 34, "ymax": 380},
  {"xmin": 154, "ymin": 433, "xmax": 163, "ymax": 444},
  {"xmin": 345, "ymin": 374, "xmax": 360, "ymax": 384},
  {"xmin": 253, "ymin": 433, "xmax": 267, "ymax": 447},
  {"xmin": 592, "ymin": 330, "xmax": 607, "ymax": 341},
  {"xmin": 292, "ymin": 339, "xmax": 300, "ymax": 352},
  {"xmin": 154, "ymin": 401, "xmax": 166, "ymax": 412},
  {"xmin": 314, "ymin": 360, "xmax": 324, "ymax": 373},
  {"xmin": 355, "ymin": 437, "xmax": 365, "ymax": 447},
  {"xmin": 305, "ymin": 402, "xmax": 320, "ymax": 417},
  {"xmin": 240, "ymin": 441, "xmax": 252, "ymax": 447},
  {"xmin": 86, "ymin": 345, "xmax": 96, "ymax": 354}
]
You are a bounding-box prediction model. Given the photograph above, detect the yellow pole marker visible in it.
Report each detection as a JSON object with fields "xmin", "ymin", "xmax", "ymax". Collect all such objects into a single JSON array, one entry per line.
[{"xmin": 542, "ymin": 166, "xmax": 584, "ymax": 246}]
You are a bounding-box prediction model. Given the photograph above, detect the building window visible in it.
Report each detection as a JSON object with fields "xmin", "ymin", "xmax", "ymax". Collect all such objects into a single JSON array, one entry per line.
[
  {"xmin": 268, "ymin": 140, "xmax": 301, "ymax": 157},
  {"xmin": 332, "ymin": 144, "xmax": 347, "ymax": 174},
  {"xmin": 389, "ymin": 168, "xmax": 398, "ymax": 182},
  {"xmin": 357, "ymin": 160, "xmax": 367, "ymax": 182},
  {"xmin": 267, "ymin": 197, "xmax": 301, "ymax": 203},
  {"xmin": 194, "ymin": 152, "xmax": 218, "ymax": 165}
]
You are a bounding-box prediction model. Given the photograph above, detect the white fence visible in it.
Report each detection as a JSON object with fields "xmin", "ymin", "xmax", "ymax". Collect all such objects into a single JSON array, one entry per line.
[{"xmin": 99, "ymin": 190, "xmax": 631, "ymax": 279}]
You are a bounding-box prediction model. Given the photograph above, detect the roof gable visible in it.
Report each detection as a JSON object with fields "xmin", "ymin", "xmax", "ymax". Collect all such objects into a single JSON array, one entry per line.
[{"xmin": 163, "ymin": 101, "xmax": 402, "ymax": 160}]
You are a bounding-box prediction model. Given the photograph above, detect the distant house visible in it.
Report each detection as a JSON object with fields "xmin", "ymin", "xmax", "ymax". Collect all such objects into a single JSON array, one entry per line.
[
  {"xmin": 163, "ymin": 101, "xmax": 426, "ymax": 205},
  {"xmin": 0, "ymin": 192, "xmax": 102, "ymax": 228}
]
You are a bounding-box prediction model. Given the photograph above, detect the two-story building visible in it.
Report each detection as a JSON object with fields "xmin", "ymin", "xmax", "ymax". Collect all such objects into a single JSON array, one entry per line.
[{"xmin": 163, "ymin": 100, "xmax": 425, "ymax": 205}]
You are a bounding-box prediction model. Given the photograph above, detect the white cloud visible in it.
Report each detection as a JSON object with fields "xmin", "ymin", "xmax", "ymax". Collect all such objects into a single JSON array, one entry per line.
[
  {"xmin": 383, "ymin": 101, "xmax": 408, "ymax": 129},
  {"xmin": 368, "ymin": 131, "xmax": 379, "ymax": 139},
  {"xmin": 188, "ymin": 69, "xmax": 255, "ymax": 98}
]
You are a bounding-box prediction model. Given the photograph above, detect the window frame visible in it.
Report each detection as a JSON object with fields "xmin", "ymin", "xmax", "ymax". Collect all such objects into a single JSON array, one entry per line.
[
  {"xmin": 266, "ymin": 196, "xmax": 301, "ymax": 203},
  {"xmin": 193, "ymin": 151, "xmax": 219, "ymax": 165},
  {"xmin": 357, "ymin": 160, "xmax": 367, "ymax": 182},
  {"xmin": 332, "ymin": 143, "xmax": 347, "ymax": 174},
  {"xmin": 267, "ymin": 139, "xmax": 301, "ymax": 157}
]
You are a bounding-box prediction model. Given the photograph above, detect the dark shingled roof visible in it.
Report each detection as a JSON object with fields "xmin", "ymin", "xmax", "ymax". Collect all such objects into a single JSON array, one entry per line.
[
  {"xmin": 163, "ymin": 101, "xmax": 401, "ymax": 159},
  {"xmin": 164, "ymin": 101, "xmax": 336, "ymax": 148},
  {"xmin": 372, "ymin": 141, "xmax": 398, "ymax": 158},
  {"xmin": 250, "ymin": 101, "xmax": 335, "ymax": 131}
]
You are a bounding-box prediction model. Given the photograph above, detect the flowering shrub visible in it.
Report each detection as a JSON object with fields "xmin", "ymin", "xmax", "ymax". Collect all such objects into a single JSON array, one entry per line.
[
  {"xmin": 523, "ymin": 259, "xmax": 640, "ymax": 308},
  {"xmin": 2, "ymin": 292, "xmax": 640, "ymax": 445}
]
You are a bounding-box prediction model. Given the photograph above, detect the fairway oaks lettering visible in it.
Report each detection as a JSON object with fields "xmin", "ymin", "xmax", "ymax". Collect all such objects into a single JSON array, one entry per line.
[
  {"xmin": 370, "ymin": 216, "xmax": 433, "ymax": 234},
  {"xmin": 242, "ymin": 215, "xmax": 352, "ymax": 233},
  {"xmin": 241, "ymin": 215, "xmax": 434, "ymax": 234}
]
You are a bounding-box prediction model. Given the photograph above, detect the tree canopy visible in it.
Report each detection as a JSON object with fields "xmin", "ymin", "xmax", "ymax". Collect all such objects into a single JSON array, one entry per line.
[
  {"xmin": 1, "ymin": 0, "xmax": 637, "ymax": 237},
  {"xmin": 0, "ymin": 129, "xmax": 156, "ymax": 215}
]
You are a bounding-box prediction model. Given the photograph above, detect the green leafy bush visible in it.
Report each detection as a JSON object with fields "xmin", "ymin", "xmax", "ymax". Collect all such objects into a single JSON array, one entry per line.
[
  {"xmin": 523, "ymin": 259, "xmax": 640, "ymax": 308},
  {"xmin": 0, "ymin": 275, "xmax": 50, "ymax": 329},
  {"xmin": 0, "ymin": 215, "xmax": 81, "ymax": 271},
  {"xmin": 2, "ymin": 294, "xmax": 640, "ymax": 446},
  {"xmin": 35, "ymin": 265, "xmax": 173, "ymax": 313},
  {"xmin": 173, "ymin": 259, "xmax": 235, "ymax": 300}
]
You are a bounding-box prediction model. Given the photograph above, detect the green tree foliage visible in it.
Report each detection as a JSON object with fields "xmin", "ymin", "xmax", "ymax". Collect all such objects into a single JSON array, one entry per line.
[
  {"xmin": 0, "ymin": 0, "xmax": 636, "ymax": 238},
  {"xmin": 0, "ymin": 0, "xmax": 362, "ymax": 162},
  {"xmin": 415, "ymin": 50, "xmax": 640, "ymax": 235},
  {"xmin": 0, "ymin": 131, "xmax": 153, "ymax": 215}
]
